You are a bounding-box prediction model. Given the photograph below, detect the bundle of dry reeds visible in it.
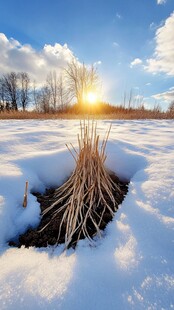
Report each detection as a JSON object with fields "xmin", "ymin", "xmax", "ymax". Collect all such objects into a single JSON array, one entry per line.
[{"xmin": 40, "ymin": 120, "xmax": 122, "ymax": 249}]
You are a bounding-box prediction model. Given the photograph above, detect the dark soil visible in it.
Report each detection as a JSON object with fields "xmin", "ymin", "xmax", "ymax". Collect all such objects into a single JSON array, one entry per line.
[{"xmin": 9, "ymin": 173, "xmax": 129, "ymax": 249}]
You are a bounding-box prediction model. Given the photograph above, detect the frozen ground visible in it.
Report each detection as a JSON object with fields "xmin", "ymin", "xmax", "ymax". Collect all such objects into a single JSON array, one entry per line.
[{"xmin": 0, "ymin": 119, "xmax": 174, "ymax": 310}]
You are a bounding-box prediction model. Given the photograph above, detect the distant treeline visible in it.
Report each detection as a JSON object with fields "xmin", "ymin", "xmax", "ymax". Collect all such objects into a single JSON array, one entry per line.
[
  {"xmin": 0, "ymin": 71, "xmax": 71, "ymax": 113},
  {"xmin": 0, "ymin": 60, "xmax": 174, "ymax": 117},
  {"xmin": 0, "ymin": 60, "xmax": 99, "ymax": 113}
]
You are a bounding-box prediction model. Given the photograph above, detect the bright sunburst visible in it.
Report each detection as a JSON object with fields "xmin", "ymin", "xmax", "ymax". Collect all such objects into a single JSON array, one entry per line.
[{"xmin": 86, "ymin": 92, "xmax": 98, "ymax": 104}]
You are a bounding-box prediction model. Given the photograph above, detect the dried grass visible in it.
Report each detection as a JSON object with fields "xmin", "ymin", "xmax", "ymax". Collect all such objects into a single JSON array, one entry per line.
[
  {"xmin": 40, "ymin": 120, "xmax": 122, "ymax": 249},
  {"xmin": 0, "ymin": 109, "xmax": 172, "ymax": 120}
]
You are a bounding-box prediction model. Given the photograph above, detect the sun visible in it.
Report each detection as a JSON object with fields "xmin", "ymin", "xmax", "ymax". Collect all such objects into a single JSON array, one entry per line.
[{"xmin": 86, "ymin": 91, "xmax": 98, "ymax": 104}]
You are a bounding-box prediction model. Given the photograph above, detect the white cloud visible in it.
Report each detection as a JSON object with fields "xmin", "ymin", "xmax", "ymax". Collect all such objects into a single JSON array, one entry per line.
[
  {"xmin": 145, "ymin": 12, "xmax": 174, "ymax": 76},
  {"xmin": 113, "ymin": 42, "xmax": 119, "ymax": 47},
  {"xmin": 157, "ymin": 0, "xmax": 167, "ymax": 5},
  {"xmin": 0, "ymin": 33, "xmax": 76, "ymax": 84},
  {"xmin": 116, "ymin": 13, "xmax": 122, "ymax": 19},
  {"xmin": 152, "ymin": 89, "xmax": 174, "ymax": 102},
  {"xmin": 94, "ymin": 60, "xmax": 102, "ymax": 66},
  {"xmin": 130, "ymin": 58, "xmax": 143, "ymax": 68},
  {"xmin": 146, "ymin": 83, "xmax": 151, "ymax": 86}
]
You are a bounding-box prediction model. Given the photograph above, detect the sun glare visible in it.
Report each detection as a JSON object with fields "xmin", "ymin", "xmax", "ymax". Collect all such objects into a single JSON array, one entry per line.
[{"xmin": 86, "ymin": 92, "xmax": 98, "ymax": 104}]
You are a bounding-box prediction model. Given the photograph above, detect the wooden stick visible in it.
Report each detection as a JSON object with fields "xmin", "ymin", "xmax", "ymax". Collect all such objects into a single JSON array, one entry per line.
[{"xmin": 23, "ymin": 181, "xmax": 28, "ymax": 208}]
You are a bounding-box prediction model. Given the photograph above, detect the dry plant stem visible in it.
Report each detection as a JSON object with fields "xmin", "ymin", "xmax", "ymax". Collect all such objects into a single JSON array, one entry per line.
[
  {"xmin": 23, "ymin": 181, "xmax": 28, "ymax": 208},
  {"xmin": 41, "ymin": 120, "xmax": 123, "ymax": 249}
]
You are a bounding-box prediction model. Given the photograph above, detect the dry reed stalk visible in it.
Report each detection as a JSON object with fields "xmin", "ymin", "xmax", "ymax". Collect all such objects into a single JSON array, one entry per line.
[
  {"xmin": 41, "ymin": 120, "xmax": 122, "ymax": 249},
  {"xmin": 23, "ymin": 181, "xmax": 28, "ymax": 208}
]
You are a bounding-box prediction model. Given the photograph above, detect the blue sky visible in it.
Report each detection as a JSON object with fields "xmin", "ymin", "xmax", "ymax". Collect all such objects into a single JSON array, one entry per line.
[{"xmin": 0, "ymin": 0, "xmax": 174, "ymax": 110}]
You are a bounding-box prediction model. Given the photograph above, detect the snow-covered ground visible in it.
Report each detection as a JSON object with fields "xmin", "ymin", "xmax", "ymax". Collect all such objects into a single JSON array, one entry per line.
[{"xmin": 0, "ymin": 119, "xmax": 174, "ymax": 310}]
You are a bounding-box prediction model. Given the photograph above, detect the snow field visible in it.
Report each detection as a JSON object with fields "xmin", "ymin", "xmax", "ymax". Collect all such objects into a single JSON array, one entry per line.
[{"xmin": 0, "ymin": 119, "xmax": 174, "ymax": 309}]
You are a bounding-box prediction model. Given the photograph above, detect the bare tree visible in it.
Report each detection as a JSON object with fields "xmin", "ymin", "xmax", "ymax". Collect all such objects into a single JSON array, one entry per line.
[
  {"xmin": 46, "ymin": 71, "xmax": 72, "ymax": 111},
  {"xmin": 128, "ymin": 89, "xmax": 133, "ymax": 110},
  {"xmin": 37, "ymin": 86, "xmax": 51, "ymax": 113},
  {"xmin": 122, "ymin": 91, "xmax": 127, "ymax": 109},
  {"xmin": 0, "ymin": 78, "xmax": 6, "ymax": 111},
  {"xmin": 46, "ymin": 71, "xmax": 58, "ymax": 111},
  {"xmin": 65, "ymin": 60, "xmax": 99, "ymax": 106},
  {"xmin": 153, "ymin": 103, "xmax": 162, "ymax": 113},
  {"xmin": 57, "ymin": 74, "xmax": 64, "ymax": 110},
  {"xmin": 2, "ymin": 72, "xmax": 19, "ymax": 110},
  {"xmin": 57, "ymin": 73, "xmax": 72, "ymax": 110},
  {"xmin": 32, "ymin": 81, "xmax": 39, "ymax": 111},
  {"xmin": 168, "ymin": 100, "xmax": 174, "ymax": 115},
  {"xmin": 134, "ymin": 94, "xmax": 144, "ymax": 109},
  {"xmin": 19, "ymin": 72, "xmax": 30, "ymax": 111}
]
